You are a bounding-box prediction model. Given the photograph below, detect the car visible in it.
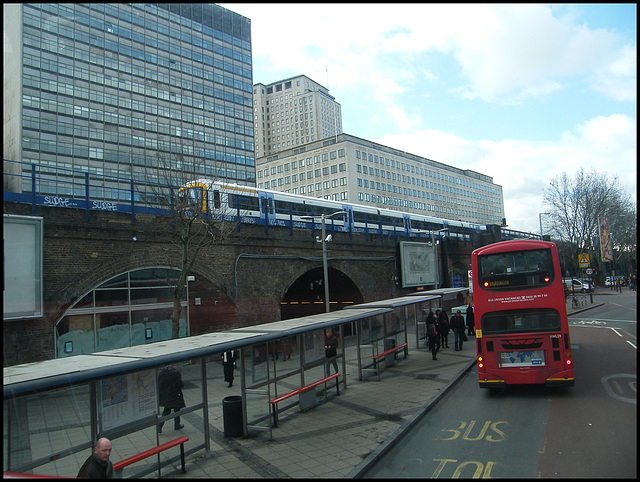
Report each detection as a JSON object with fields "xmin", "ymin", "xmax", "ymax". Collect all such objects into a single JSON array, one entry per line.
[{"xmin": 563, "ymin": 278, "xmax": 594, "ymax": 293}]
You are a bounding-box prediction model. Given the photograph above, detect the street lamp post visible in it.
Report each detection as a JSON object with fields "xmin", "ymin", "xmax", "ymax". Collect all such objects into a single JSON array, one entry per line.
[
  {"xmin": 539, "ymin": 212, "xmax": 550, "ymax": 239},
  {"xmin": 302, "ymin": 211, "xmax": 346, "ymax": 312},
  {"xmin": 431, "ymin": 228, "xmax": 449, "ymax": 289}
]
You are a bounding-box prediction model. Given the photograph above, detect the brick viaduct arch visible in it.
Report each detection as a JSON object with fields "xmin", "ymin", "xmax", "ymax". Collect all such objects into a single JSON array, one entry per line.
[{"xmin": 3, "ymin": 202, "xmax": 494, "ymax": 365}]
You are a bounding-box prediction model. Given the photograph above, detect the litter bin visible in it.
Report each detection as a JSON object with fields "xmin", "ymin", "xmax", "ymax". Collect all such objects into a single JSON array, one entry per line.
[{"xmin": 222, "ymin": 395, "xmax": 243, "ymax": 437}]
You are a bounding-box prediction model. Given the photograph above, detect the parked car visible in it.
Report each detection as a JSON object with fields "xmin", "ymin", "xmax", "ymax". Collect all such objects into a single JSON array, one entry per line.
[
  {"xmin": 563, "ymin": 278, "xmax": 594, "ymax": 293},
  {"xmin": 605, "ymin": 276, "xmax": 628, "ymax": 287}
]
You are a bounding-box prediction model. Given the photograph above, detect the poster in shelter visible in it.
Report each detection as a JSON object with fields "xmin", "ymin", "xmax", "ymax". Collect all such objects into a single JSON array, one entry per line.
[{"xmin": 100, "ymin": 369, "xmax": 157, "ymax": 431}]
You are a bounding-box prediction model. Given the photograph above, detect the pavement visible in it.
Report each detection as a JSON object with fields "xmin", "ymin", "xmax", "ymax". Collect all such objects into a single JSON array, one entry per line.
[{"xmin": 157, "ymin": 290, "xmax": 620, "ymax": 479}]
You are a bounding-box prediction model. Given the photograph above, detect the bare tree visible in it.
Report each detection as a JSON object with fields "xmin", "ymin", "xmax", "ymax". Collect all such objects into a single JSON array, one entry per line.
[
  {"xmin": 138, "ymin": 151, "xmax": 242, "ymax": 339},
  {"xmin": 542, "ymin": 168, "xmax": 637, "ymax": 278}
]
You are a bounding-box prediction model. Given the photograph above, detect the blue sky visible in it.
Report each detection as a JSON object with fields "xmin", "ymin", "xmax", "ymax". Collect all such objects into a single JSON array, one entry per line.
[{"xmin": 221, "ymin": 3, "xmax": 636, "ymax": 233}]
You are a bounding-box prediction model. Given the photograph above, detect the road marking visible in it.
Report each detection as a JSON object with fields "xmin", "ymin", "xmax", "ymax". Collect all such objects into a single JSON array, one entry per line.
[
  {"xmin": 626, "ymin": 340, "xmax": 637, "ymax": 349},
  {"xmin": 570, "ymin": 317, "xmax": 636, "ymax": 323},
  {"xmin": 601, "ymin": 374, "xmax": 636, "ymax": 404}
]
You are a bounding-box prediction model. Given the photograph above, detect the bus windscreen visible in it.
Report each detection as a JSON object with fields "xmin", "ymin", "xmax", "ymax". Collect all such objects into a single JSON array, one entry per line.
[{"xmin": 478, "ymin": 248, "xmax": 554, "ymax": 290}]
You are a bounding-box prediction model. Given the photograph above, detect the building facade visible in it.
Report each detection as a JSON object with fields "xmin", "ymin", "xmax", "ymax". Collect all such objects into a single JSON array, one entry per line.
[
  {"xmin": 4, "ymin": 3, "xmax": 255, "ymax": 198},
  {"xmin": 253, "ymin": 75, "xmax": 342, "ymax": 159},
  {"xmin": 256, "ymin": 133, "xmax": 505, "ymax": 226}
]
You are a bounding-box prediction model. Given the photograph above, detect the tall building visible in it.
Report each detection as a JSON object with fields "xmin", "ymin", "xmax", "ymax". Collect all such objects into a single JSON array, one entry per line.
[
  {"xmin": 253, "ymin": 75, "xmax": 342, "ymax": 158},
  {"xmin": 3, "ymin": 3, "xmax": 255, "ymax": 198},
  {"xmin": 256, "ymin": 133, "xmax": 505, "ymax": 226}
]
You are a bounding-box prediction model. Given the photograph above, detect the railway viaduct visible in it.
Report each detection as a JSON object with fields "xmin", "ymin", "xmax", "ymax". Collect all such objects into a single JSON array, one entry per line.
[{"xmin": 3, "ymin": 201, "xmax": 500, "ymax": 365}]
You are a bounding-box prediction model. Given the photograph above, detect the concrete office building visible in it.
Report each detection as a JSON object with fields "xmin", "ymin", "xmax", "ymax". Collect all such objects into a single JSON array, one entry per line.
[
  {"xmin": 253, "ymin": 75, "xmax": 342, "ymax": 159},
  {"xmin": 3, "ymin": 3, "xmax": 255, "ymax": 196},
  {"xmin": 256, "ymin": 133, "xmax": 505, "ymax": 226}
]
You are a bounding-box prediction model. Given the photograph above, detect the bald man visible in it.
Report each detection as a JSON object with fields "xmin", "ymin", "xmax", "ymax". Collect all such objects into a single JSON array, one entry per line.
[{"xmin": 77, "ymin": 437, "xmax": 114, "ymax": 478}]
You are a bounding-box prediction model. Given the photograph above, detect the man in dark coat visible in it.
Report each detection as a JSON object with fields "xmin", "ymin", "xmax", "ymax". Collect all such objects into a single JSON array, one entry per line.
[
  {"xmin": 451, "ymin": 310, "xmax": 466, "ymax": 351},
  {"xmin": 222, "ymin": 350, "xmax": 238, "ymax": 387},
  {"xmin": 158, "ymin": 365, "xmax": 185, "ymax": 433},
  {"xmin": 77, "ymin": 437, "xmax": 115, "ymax": 478}
]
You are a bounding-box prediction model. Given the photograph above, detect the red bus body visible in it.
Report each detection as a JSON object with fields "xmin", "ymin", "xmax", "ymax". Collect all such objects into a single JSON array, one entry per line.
[{"xmin": 471, "ymin": 239, "xmax": 574, "ymax": 388}]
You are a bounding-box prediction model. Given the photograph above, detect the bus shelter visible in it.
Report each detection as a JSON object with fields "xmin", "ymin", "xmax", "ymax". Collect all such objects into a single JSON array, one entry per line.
[
  {"xmin": 230, "ymin": 307, "xmax": 393, "ymax": 439},
  {"xmin": 3, "ymin": 331, "xmax": 269, "ymax": 478},
  {"xmin": 345, "ymin": 294, "xmax": 441, "ymax": 377},
  {"xmin": 408, "ymin": 288, "xmax": 470, "ymax": 349}
]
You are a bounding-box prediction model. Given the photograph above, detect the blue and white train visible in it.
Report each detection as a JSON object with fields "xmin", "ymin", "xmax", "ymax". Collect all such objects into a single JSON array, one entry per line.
[{"xmin": 179, "ymin": 179, "xmax": 487, "ymax": 242}]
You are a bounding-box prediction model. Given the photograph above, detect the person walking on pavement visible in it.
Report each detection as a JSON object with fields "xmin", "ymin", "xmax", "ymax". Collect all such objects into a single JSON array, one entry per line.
[
  {"xmin": 324, "ymin": 329, "xmax": 339, "ymax": 375},
  {"xmin": 222, "ymin": 350, "xmax": 238, "ymax": 387},
  {"xmin": 451, "ymin": 310, "xmax": 465, "ymax": 351},
  {"xmin": 426, "ymin": 310, "xmax": 440, "ymax": 360},
  {"xmin": 157, "ymin": 365, "xmax": 185, "ymax": 433},
  {"xmin": 466, "ymin": 303, "xmax": 475, "ymax": 336},
  {"xmin": 77, "ymin": 437, "xmax": 114, "ymax": 478},
  {"xmin": 437, "ymin": 309, "xmax": 450, "ymax": 348}
]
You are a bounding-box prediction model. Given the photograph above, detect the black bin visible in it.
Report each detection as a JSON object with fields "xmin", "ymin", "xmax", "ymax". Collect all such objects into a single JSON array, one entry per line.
[{"xmin": 222, "ymin": 395, "xmax": 243, "ymax": 437}]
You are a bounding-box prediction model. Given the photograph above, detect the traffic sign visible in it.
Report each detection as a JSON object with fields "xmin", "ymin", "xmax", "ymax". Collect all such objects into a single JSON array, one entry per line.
[{"xmin": 579, "ymin": 254, "xmax": 590, "ymax": 268}]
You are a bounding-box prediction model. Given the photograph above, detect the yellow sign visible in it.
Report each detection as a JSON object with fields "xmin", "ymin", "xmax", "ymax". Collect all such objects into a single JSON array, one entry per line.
[{"xmin": 578, "ymin": 254, "xmax": 590, "ymax": 268}]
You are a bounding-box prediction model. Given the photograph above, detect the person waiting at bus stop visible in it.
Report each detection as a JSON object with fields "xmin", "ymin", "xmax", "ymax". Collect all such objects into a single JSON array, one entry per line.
[
  {"xmin": 426, "ymin": 311, "xmax": 440, "ymax": 360},
  {"xmin": 437, "ymin": 309, "xmax": 450, "ymax": 348},
  {"xmin": 451, "ymin": 310, "xmax": 466, "ymax": 351},
  {"xmin": 77, "ymin": 437, "xmax": 114, "ymax": 478}
]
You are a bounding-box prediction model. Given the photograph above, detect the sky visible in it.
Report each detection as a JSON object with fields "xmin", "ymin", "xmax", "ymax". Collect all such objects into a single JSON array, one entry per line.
[{"xmin": 220, "ymin": 3, "xmax": 637, "ymax": 233}]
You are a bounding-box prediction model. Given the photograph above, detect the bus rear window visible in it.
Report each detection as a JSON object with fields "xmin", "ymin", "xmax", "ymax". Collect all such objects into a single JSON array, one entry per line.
[
  {"xmin": 481, "ymin": 308, "xmax": 561, "ymax": 334},
  {"xmin": 478, "ymin": 248, "xmax": 554, "ymax": 290}
]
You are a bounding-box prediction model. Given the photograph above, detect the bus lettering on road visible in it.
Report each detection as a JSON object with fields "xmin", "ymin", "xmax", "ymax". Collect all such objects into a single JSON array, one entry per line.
[
  {"xmin": 432, "ymin": 459, "xmax": 497, "ymax": 478},
  {"xmin": 440, "ymin": 420, "xmax": 507, "ymax": 442}
]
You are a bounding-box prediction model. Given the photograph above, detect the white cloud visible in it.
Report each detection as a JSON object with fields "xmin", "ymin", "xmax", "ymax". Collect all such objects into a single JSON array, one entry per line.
[{"xmin": 375, "ymin": 114, "xmax": 636, "ymax": 232}]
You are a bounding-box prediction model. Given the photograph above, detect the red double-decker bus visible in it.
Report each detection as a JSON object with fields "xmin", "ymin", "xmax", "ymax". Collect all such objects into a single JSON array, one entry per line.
[{"xmin": 471, "ymin": 239, "xmax": 574, "ymax": 388}]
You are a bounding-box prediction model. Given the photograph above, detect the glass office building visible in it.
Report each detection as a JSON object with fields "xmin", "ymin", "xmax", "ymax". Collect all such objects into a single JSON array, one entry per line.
[{"xmin": 4, "ymin": 3, "xmax": 255, "ymax": 199}]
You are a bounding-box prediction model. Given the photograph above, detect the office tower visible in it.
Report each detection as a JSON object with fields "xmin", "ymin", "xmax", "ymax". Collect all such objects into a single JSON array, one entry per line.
[
  {"xmin": 4, "ymin": 3, "xmax": 255, "ymax": 198},
  {"xmin": 253, "ymin": 75, "xmax": 342, "ymax": 158}
]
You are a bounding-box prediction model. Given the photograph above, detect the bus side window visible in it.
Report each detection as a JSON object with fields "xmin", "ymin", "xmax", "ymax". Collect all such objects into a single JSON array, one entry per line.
[{"xmin": 212, "ymin": 190, "xmax": 221, "ymax": 210}]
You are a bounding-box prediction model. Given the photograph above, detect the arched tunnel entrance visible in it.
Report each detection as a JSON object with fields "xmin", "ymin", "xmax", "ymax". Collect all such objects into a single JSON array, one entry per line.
[{"xmin": 280, "ymin": 267, "xmax": 364, "ymax": 320}]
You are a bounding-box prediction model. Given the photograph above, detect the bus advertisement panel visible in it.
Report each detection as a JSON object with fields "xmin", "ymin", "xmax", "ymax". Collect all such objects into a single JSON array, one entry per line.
[{"xmin": 471, "ymin": 240, "xmax": 574, "ymax": 388}]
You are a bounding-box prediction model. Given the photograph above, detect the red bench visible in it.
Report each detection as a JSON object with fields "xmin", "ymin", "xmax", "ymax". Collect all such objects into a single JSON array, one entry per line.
[
  {"xmin": 269, "ymin": 373, "xmax": 341, "ymax": 427},
  {"xmin": 112, "ymin": 436, "xmax": 189, "ymax": 475},
  {"xmin": 372, "ymin": 342, "xmax": 408, "ymax": 369},
  {"xmin": 372, "ymin": 342, "xmax": 407, "ymax": 362}
]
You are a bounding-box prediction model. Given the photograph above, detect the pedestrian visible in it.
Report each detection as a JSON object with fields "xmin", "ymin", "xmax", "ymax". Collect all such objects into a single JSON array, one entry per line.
[
  {"xmin": 451, "ymin": 310, "xmax": 465, "ymax": 351},
  {"xmin": 324, "ymin": 329, "xmax": 339, "ymax": 375},
  {"xmin": 437, "ymin": 308, "xmax": 450, "ymax": 348},
  {"xmin": 426, "ymin": 310, "xmax": 440, "ymax": 360},
  {"xmin": 466, "ymin": 303, "xmax": 475, "ymax": 336},
  {"xmin": 157, "ymin": 365, "xmax": 185, "ymax": 433},
  {"xmin": 77, "ymin": 437, "xmax": 114, "ymax": 478},
  {"xmin": 222, "ymin": 350, "xmax": 238, "ymax": 387}
]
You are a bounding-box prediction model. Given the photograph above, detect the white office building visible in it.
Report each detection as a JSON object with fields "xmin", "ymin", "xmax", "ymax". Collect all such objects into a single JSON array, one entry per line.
[{"xmin": 255, "ymin": 133, "xmax": 505, "ymax": 226}]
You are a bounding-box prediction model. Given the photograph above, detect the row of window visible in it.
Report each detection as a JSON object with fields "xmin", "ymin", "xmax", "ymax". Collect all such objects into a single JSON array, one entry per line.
[
  {"xmin": 22, "ymin": 94, "xmax": 254, "ymax": 147},
  {"xmin": 356, "ymin": 165, "xmax": 499, "ymax": 204},
  {"xmin": 21, "ymin": 135, "xmax": 255, "ymax": 168},
  {"xmin": 29, "ymin": 4, "xmax": 251, "ymax": 69},
  {"xmin": 259, "ymin": 179, "xmax": 347, "ymax": 193},
  {"xmin": 355, "ymin": 149, "xmax": 499, "ymax": 196},
  {"xmin": 23, "ymin": 32, "xmax": 252, "ymax": 105}
]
